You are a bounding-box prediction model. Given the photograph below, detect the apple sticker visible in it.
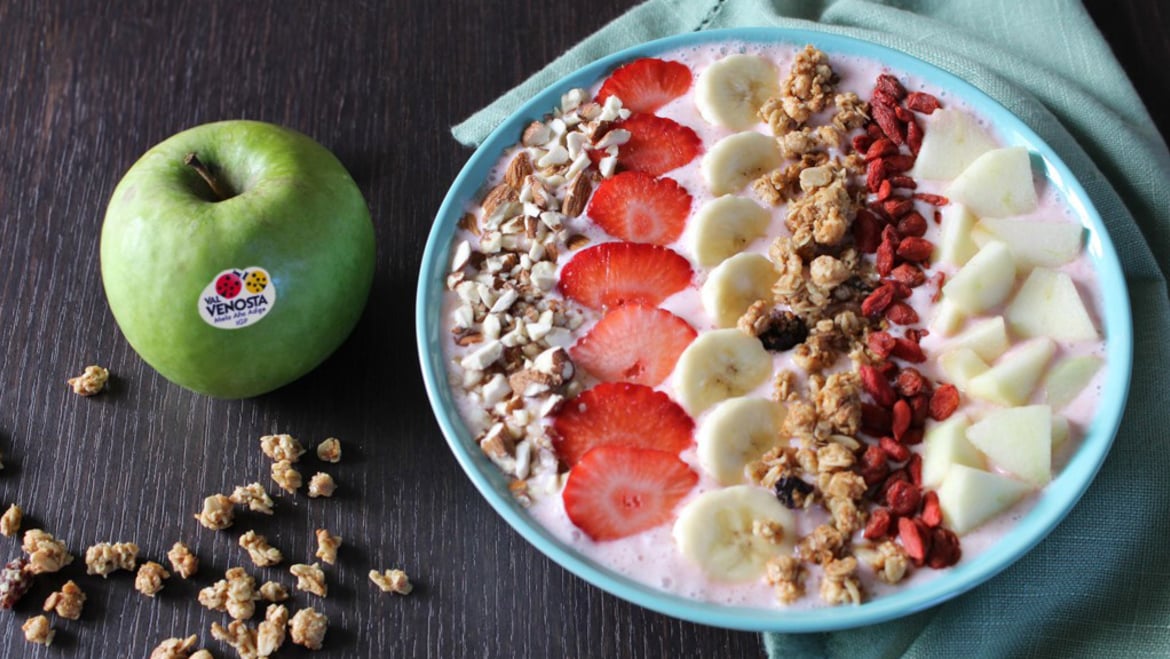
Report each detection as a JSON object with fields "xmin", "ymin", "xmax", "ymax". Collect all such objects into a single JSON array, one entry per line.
[{"xmin": 199, "ymin": 267, "xmax": 277, "ymax": 329}]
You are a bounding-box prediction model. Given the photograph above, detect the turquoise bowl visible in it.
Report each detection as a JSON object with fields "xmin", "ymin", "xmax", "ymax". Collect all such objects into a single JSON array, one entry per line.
[{"xmin": 416, "ymin": 27, "xmax": 1132, "ymax": 632}]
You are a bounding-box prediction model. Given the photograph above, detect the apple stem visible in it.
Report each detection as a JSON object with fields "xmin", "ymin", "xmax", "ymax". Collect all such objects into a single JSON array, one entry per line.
[{"xmin": 184, "ymin": 152, "xmax": 233, "ymax": 201}]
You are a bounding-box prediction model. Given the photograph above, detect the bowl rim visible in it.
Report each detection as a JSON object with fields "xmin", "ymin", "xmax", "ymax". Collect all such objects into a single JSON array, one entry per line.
[{"xmin": 416, "ymin": 26, "xmax": 1134, "ymax": 632}]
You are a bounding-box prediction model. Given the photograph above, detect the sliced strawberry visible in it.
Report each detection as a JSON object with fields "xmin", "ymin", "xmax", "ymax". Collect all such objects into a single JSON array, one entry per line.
[
  {"xmin": 612, "ymin": 113, "xmax": 701, "ymax": 177},
  {"xmin": 562, "ymin": 445, "xmax": 698, "ymax": 541},
  {"xmin": 571, "ymin": 304, "xmax": 696, "ymax": 387},
  {"xmin": 560, "ymin": 242, "xmax": 692, "ymax": 311},
  {"xmin": 552, "ymin": 382, "xmax": 694, "ymax": 466},
  {"xmin": 596, "ymin": 58, "xmax": 692, "ymax": 115},
  {"xmin": 585, "ymin": 171, "xmax": 692, "ymax": 245}
]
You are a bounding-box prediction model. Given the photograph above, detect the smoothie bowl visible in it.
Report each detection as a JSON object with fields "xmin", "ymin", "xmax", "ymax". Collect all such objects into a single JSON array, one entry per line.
[{"xmin": 417, "ymin": 27, "xmax": 1131, "ymax": 631}]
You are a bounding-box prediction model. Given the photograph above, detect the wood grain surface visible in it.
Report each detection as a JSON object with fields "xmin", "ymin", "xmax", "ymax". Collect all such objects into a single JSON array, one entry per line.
[{"xmin": 0, "ymin": 2, "xmax": 1164, "ymax": 657}]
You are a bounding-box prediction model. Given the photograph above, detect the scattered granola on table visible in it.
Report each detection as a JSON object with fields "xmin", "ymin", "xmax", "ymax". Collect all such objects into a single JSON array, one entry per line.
[
  {"xmin": 195, "ymin": 494, "xmax": 235, "ymax": 530},
  {"xmin": 288, "ymin": 607, "xmax": 328, "ymax": 650},
  {"xmin": 260, "ymin": 434, "xmax": 305, "ymax": 462},
  {"xmin": 149, "ymin": 634, "xmax": 198, "ymax": 659},
  {"xmin": 225, "ymin": 566, "xmax": 261, "ymax": 620},
  {"xmin": 239, "ymin": 531, "xmax": 283, "ymax": 567},
  {"xmin": 135, "ymin": 561, "xmax": 171, "ymax": 597},
  {"xmin": 167, "ymin": 541, "xmax": 199, "ymax": 578},
  {"xmin": 290, "ymin": 562, "xmax": 327, "ymax": 597},
  {"xmin": 369, "ymin": 568, "xmax": 412, "ymax": 595},
  {"xmin": 0, "ymin": 504, "xmax": 21, "ymax": 537},
  {"xmin": 211, "ymin": 620, "xmax": 258, "ymax": 659},
  {"xmin": 0, "ymin": 558, "xmax": 33, "ymax": 609},
  {"xmin": 230, "ymin": 483, "xmax": 275, "ymax": 514},
  {"xmin": 85, "ymin": 541, "xmax": 138, "ymax": 577},
  {"xmin": 22, "ymin": 529, "xmax": 74, "ymax": 574},
  {"xmin": 316, "ymin": 437, "xmax": 341, "ymax": 463},
  {"xmin": 256, "ymin": 603, "xmax": 288, "ymax": 657},
  {"xmin": 307, "ymin": 472, "xmax": 336, "ymax": 498},
  {"xmin": 259, "ymin": 580, "xmax": 289, "ymax": 603},
  {"xmin": 270, "ymin": 460, "xmax": 302, "ymax": 493},
  {"xmin": 22, "ymin": 614, "xmax": 54, "ymax": 646},
  {"xmin": 314, "ymin": 528, "xmax": 341, "ymax": 565},
  {"xmin": 67, "ymin": 364, "xmax": 109, "ymax": 396},
  {"xmin": 43, "ymin": 579, "xmax": 85, "ymax": 619}
]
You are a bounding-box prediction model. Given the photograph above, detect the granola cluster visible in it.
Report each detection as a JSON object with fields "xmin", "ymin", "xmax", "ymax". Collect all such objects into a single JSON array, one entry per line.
[
  {"xmin": 23, "ymin": 529, "xmax": 74, "ymax": 574},
  {"xmin": 369, "ymin": 568, "xmax": 413, "ymax": 595},
  {"xmin": 67, "ymin": 364, "xmax": 109, "ymax": 396},
  {"xmin": 43, "ymin": 580, "xmax": 86, "ymax": 619},
  {"xmin": 1, "ymin": 504, "xmax": 21, "ymax": 537},
  {"xmin": 135, "ymin": 561, "xmax": 171, "ymax": 597}
]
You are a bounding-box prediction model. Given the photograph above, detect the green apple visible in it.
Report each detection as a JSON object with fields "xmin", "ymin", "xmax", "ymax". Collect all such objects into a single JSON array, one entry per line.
[
  {"xmin": 922, "ymin": 415, "xmax": 982, "ymax": 488},
  {"xmin": 932, "ymin": 204, "xmax": 979, "ymax": 267},
  {"xmin": 938, "ymin": 347, "xmax": 989, "ymax": 391},
  {"xmin": 1005, "ymin": 267, "xmax": 1099, "ymax": 341},
  {"xmin": 975, "ymin": 218, "xmax": 1083, "ymax": 267},
  {"xmin": 967, "ymin": 337, "xmax": 1056, "ymax": 406},
  {"xmin": 100, "ymin": 120, "xmax": 375, "ymax": 398},
  {"xmin": 944, "ymin": 315, "xmax": 1010, "ymax": 362},
  {"xmin": 910, "ymin": 108, "xmax": 998, "ymax": 181},
  {"xmin": 941, "ymin": 241, "xmax": 1016, "ymax": 314},
  {"xmin": 966, "ymin": 405, "xmax": 1052, "ymax": 486},
  {"xmin": 1045, "ymin": 354, "xmax": 1104, "ymax": 409},
  {"xmin": 946, "ymin": 146, "xmax": 1039, "ymax": 218},
  {"xmin": 937, "ymin": 464, "xmax": 1033, "ymax": 534}
]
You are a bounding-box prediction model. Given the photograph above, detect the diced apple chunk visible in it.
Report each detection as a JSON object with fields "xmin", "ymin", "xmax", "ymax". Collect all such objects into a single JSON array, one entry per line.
[
  {"xmin": 910, "ymin": 109, "xmax": 999, "ymax": 181},
  {"xmin": 944, "ymin": 316, "xmax": 1010, "ymax": 362},
  {"xmin": 1005, "ymin": 268, "xmax": 1099, "ymax": 342},
  {"xmin": 930, "ymin": 299, "xmax": 967, "ymax": 337},
  {"xmin": 937, "ymin": 464, "xmax": 1034, "ymax": 534},
  {"xmin": 1051, "ymin": 414, "xmax": 1070, "ymax": 451},
  {"xmin": 1044, "ymin": 354, "xmax": 1104, "ymax": 409},
  {"xmin": 933, "ymin": 204, "xmax": 979, "ymax": 266},
  {"xmin": 947, "ymin": 146, "xmax": 1039, "ymax": 218},
  {"xmin": 922, "ymin": 416, "xmax": 983, "ymax": 487},
  {"xmin": 967, "ymin": 337, "xmax": 1056, "ymax": 406},
  {"xmin": 939, "ymin": 348, "xmax": 989, "ymax": 391},
  {"xmin": 977, "ymin": 218, "xmax": 1084, "ymax": 267},
  {"xmin": 942, "ymin": 241, "xmax": 1016, "ymax": 313},
  {"xmin": 966, "ymin": 405, "xmax": 1052, "ymax": 486}
]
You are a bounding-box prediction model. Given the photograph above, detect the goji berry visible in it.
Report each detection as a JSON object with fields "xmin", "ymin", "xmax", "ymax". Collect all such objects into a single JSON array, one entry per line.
[
  {"xmin": 930, "ymin": 384, "xmax": 960, "ymax": 421},
  {"xmin": 904, "ymin": 328, "xmax": 929, "ymax": 343},
  {"xmin": 875, "ymin": 73, "xmax": 907, "ymax": 100},
  {"xmin": 889, "ymin": 175, "xmax": 917, "ymax": 189},
  {"xmin": 929, "ymin": 271, "xmax": 946, "ymax": 303},
  {"xmin": 921, "ymin": 491, "xmax": 942, "ymax": 528},
  {"xmin": 887, "ymin": 280, "xmax": 912, "ymax": 300},
  {"xmin": 880, "ymin": 469, "xmax": 909, "ymax": 502},
  {"xmin": 866, "ymin": 158, "xmax": 887, "ymax": 193},
  {"xmin": 861, "ymin": 444, "xmax": 890, "ymax": 485},
  {"xmin": 913, "ymin": 192, "xmax": 950, "ymax": 206},
  {"xmin": 894, "ymin": 105, "xmax": 914, "ymax": 123},
  {"xmin": 886, "ymin": 479, "xmax": 922, "ymax": 516},
  {"xmin": 908, "ymin": 453, "xmax": 923, "ymax": 485},
  {"xmin": 890, "ymin": 262, "xmax": 926, "ymax": 287},
  {"xmin": 883, "ymin": 197, "xmax": 914, "ymax": 219},
  {"xmin": 885, "ymin": 301, "xmax": 919, "ymax": 325},
  {"xmin": 897, "ymin": 236, "xmax": 934, "ymax": 262},
  {"xmin": 892, "ymin": 399, "xmax": 912, "ymax": 440},
  {"xmin": 865, "ymin": 138, "xmax": 897, "ymax": 161},
  {"xmin": 906, "ymin": 118, "xmax": 923, "ymax": 154},
  {"xmin": 852, "ymin": 133, "xmax": 873, "ymax": 154},
  {"xmin": 891, "ymin": 337, "xmax": 926, "ymax": 363},
  {"xmin": 853, "ymin": 210, "xmax": 883, "ymax": 254},
  {"xmin": 862, "ymin": 403, "xmax": 893, "ymax": 437},
  {"xmin": 864, "ymin": 507, "xmax": 893, "ymax": 540},
  {"xmin": 872, "ymin": 88, "xmax": 901, "ymax": 109},
  {"xmin": 876, "ymin": 178, "xmax": 892, "ymax": 202},
  {"xmin": 867, "ymin": 123, "xmax": 883, "ymax": 140},
  {"xmin": 909, "ymin": 393, "xmax": 932, "ymax": 425},
  {"xmin": 885, "ymin": 153, "xmax": 916, "ymax": 173},
  {"xmin": 895, "ymin": 368, "xmax": 928, "ymax": 397},
  {"xmin": 867, "ymin": 331, "xmax": 896, "ymax": 359},
  {"xmin": 898, "ymin": 516, "xmax": 930, "ymax": 565},
  {"xmin": 861, "ymin": 284, "xmax": 896, "ymax": 318},
  {"xmin": 872, "ymin": 103, "xmax": 905, "ymax": 146},
  {"xmin": 902, "ymin": 427, "xmax": 924, "ymax": 446},
  {"xmin": 897, "ymin": 211, "xmax": 928, "ymax": 238},
  {"xmin": 880, "ymin": 436, "xmax": 910, "ymax": 463},
  {"xmin": 860, "ymin": 364, "xmax": 897, "ymax": 407},
  {"xmin": 876, "ymin": 240, "xmax": 896, "ymax": 275},
  {"xmin": 926, "ymin": 527, "xmax": 961, "ymax": 569},
  {"xmin": 906, "ymin": 91, "xmax": 941, "ymax": 114},
  {"xmin": 933, "ymin": 209, "xmax": 943, "ymax": 225}
]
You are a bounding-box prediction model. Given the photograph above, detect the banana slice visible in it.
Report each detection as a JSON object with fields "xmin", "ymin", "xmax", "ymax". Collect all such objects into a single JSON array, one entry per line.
[
  {"xmin": 674, "ymin": 328, "xmax": 772, "ymax": 414},
  {"xmin": 700, "ymin": 253, "xmax": 778, "ymax": 328},
  {"xmin": 695, "ymin": 54, "xmax": 780, "ymax": 130},
  {"xmin": 702, "ymin": 132, "xmax": 783, "ymax": 196},
  {"xmin": 673, "ymin": 485, "xmax": 795, "ymax": 582},
  {"xmin": 692, "ymin": 196, "xmax": 771, "ymax": 267},
  {"xmin": 697, "ymin": 397, "xmax": 785, "ymax": 486}
]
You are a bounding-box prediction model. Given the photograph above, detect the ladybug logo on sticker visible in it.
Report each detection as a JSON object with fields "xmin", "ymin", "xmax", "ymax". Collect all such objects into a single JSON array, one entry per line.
[{"xmin": 198, "ymin": 266, "xmax": 277, "ymax": 329}]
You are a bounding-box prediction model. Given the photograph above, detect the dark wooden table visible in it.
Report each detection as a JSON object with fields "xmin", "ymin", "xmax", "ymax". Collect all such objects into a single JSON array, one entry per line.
[{"xmin": 1, "ymin": 2, "xmax": 1165, "ymax": 657}]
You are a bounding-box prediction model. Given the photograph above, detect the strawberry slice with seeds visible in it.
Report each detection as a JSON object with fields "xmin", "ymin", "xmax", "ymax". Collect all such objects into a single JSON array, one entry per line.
[
  {"xmin": 571, "ymin": 304, "xmax": 696, "ymax": 387},
  {"xmin": 562, "ymin": 445, "xmax": 698, "ymax": 541},
  {"xmin": 612, "ymin": 113, "xmax": 701, "ymax": 177},
  {"xmin": 596, "ymin": 58, "xmax": 692, "ymax": 115},
  {"xmin": 552, "ymin": 382, "xmax": 694, "ymax": 466},
  {"xmin": 560, "ymin": 241, "xmax": 692, "ymax": 311},
  {"xmin": 585, "ymin": 171, "xmax": 692, "ymax": 245}
]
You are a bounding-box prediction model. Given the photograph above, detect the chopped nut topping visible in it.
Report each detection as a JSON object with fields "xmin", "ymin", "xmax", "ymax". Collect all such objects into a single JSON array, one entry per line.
[
  {"xmin": 289, "ymin": 607, "xmax": 328, "ymax": 650},
  {"xmin": 43, "ymin": 580, "xmax": 85, "ymax": 619},
  {"xmin": 211, "ymin": 620, "xmax": 258, "ymax": 659},
  {"xmin": 23, "ymin": 529, "xmax": 74, "ymax": 574},
  {"xmin": 22, "ymin": 614, "xmax": 54, "ymax": 646},
  {"xmin": 315, "ymin": 529, "xmax": 342, "ymax": 565},
  {"xmin": 167, "ymin": 542, "xmax": 199, "ymax": 578},
  {"xmin": 259, "ymin": 580, "xmax": 289, "ymax": 602},
  {"xmin": 257, "ymin": 603, "xmax": 288, "ymax": 657},
  {"xmin": 307, "ymin": 472, "xmax": 336, "ymax": 498},
  {"xmin": 240, "ymin": 531, "xmax": 283, "ymax": 567},
  {"xmin": 260, "ymin": 434, "xmax": 305, "ymax": 462},
  {"xmin": 67, "ymin": 364, "xmax": 109, "ymax": 396},
  {"xmin": 290, "ymin": 562, "xmax": 327, "ymax": 597},
  {"xmin": 271, "ymin": 460, "xmax": 302, "ymax": 493},
  {"xmin": 230, "ymin": 483, "xmax": 275, "ymax": 515},
  {"xmin": 369, "ymin": 568, "xmax": 413, "ymax": 595},
  {"xmin": 195, "ymin": 494, "xmax": 235, "ymax": 530},
  {"xmin": 84, "ymin": 540, "xmax": 138, "ymax": 577},
  {"xmin": 316, "ymin": 437, "xmax": 342, "ymax": 463},
  {"xmin": 149, "ymin": 634, "xmax": 198, "ymax": 659},
  {"xmin": 1, "ymin": 504, "xmax": 22, "ymax": 537}
]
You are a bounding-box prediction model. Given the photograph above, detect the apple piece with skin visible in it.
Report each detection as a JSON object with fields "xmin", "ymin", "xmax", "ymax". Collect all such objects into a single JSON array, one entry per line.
[
  {"xmin": 101, "ymin": 120, "xmax": 376, "ymax": 398},
  {"xmin": 967, "ymin": 337, "xmax": 1056, "ymax": 406},
  {"xmin": 1005, "ymin": 267, "xmax": 1100, "ymax": 342},
  {"xmin": 938, "ymin": 348, "xmax": 989, "ymax": 392},
  {"xmin": 944, "ymin": 315, "xmax": 1010, "ymax": 362},
  {"xmin": 922, "ymin": 415, "xmax": 983, "ymax": 488},
  {"xmin": 941, "ymin": 241, "xmax": 1016, "ymax": 314},
  {"xmin": 932, "ymin": 204, "xmax": 979, "ymax": 267},
  {"xmin": 910, "ymin": 108, "xmax": 999, "ymax": 181},
  {"xmin": 946, "ymin": 146, "xmax": 1039, "ymax": 218},
  {"xmin": 976, "ymin": 218, "xmax": 1084, "ymax": 268},
  {"xmin": 966, "ymin": 405, "xmax": 1053, "ymax": 486},
  {"xmin": 937, "ymin": 464, "xmax": 1034, "ymax": 534},
  {"xmin": 1045, "ymin": 354, "xmax": 1104, "ymax": 409}
]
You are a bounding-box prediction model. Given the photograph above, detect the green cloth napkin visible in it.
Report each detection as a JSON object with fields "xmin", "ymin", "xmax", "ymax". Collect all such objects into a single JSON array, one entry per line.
[{"xmin": 453, "ymin": 1, "xmax": 1170, "ymax": 656}]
